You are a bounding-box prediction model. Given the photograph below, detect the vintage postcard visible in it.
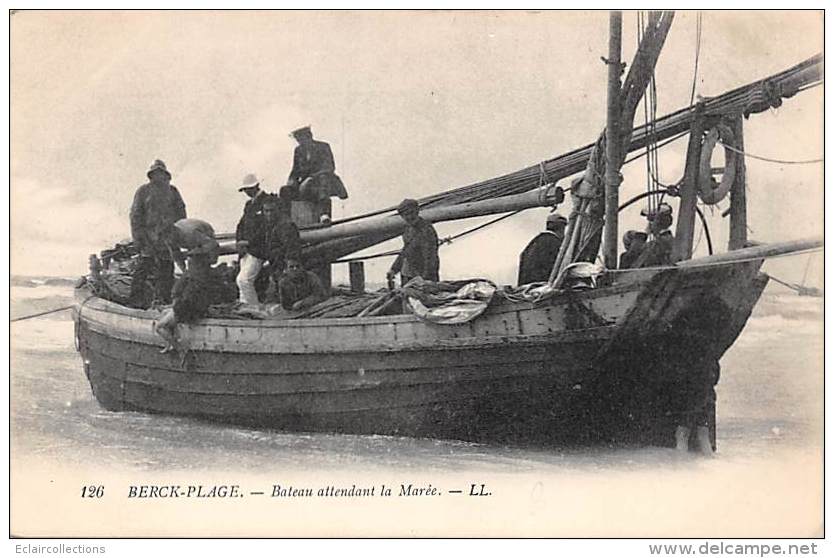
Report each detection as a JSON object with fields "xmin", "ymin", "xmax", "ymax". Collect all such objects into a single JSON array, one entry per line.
[{"xmin": 9, "ymin": 10, "xmax": 823, "ymax": 539}]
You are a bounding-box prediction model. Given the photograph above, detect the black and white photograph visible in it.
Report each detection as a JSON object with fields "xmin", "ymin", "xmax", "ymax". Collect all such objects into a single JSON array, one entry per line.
[{"xmin": 9, "ymin": 9, "xmax": 824, "ymax": 540}]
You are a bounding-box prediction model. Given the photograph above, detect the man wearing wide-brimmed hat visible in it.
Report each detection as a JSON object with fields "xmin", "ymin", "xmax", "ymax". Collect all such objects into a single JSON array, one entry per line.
[
  {"xmin": 128, "ymin": 159, "xmax": 187, "ymax": 307},
  {"xmin": 234, "ymin": 173, "xmax": 270, "ymax": 304},
  {"xmin": 285, "ymin": 126, "xmax": 348, "ymax": 210},
  {"xmin": 517, "ymin": 212, "xmax": 567, "ymax": 285},
  {"xmin": 387, "ymin": 198, "xmax": 440, "ymax": 288}
]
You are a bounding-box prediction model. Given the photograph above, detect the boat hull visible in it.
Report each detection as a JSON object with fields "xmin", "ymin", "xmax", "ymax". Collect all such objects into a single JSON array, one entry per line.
[{"xmin": 74, "ymin": 260, "xmax": 767, "ymax": 444}]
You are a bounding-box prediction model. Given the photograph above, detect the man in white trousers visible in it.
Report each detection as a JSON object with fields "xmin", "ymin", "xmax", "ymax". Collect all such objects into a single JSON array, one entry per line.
[{"xmin": 235, "ymin": 173, "xmax": 269, "ymax": 304}]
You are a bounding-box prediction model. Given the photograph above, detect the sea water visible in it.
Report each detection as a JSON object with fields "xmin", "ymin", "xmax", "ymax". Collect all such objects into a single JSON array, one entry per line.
[{"xmin": 9, "ymin": 282, "xmax": 823, "ymax": 536}]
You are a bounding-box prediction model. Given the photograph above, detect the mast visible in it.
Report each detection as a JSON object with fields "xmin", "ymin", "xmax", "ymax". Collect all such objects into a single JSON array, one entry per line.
[
  {"xmin": 603, "ymin": 11, "xmax": 623, "ymax": 269},
  {"xmin": 550, "ymin": 11, "xmax": 674, "ymax": 280},
  {"xmin": 727, "ymin": 115, "xmax": 748, "ymax": 250}
]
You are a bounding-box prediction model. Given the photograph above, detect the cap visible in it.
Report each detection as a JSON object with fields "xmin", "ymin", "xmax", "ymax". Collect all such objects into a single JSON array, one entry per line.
[
  {"xmin": 546, "ymin": 212, "xmax": 568, "ymax": 226},
  {"xmin": 289, "ymin": 126, "xmax": 312, "ymax": 138},
  {"xmin": 238, "ymin": 173, "xmax": 260, "ymax": 191},
  {"xmin": 397, "ymin": 198, "xmax": 419, "ymax": 214}
]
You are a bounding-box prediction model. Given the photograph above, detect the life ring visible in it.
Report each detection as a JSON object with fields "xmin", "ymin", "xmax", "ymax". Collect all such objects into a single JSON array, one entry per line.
[{"xmin": 697, "ymin": 124, "xmax": 737, "ymax": 205}]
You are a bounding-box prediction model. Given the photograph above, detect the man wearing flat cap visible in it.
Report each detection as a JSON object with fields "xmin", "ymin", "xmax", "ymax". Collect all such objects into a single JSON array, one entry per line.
[
  {"xmin": 129, "ymin": 159, "xmax": 187, "ymax": 307},
  {"xmin": 387, "ymin": 199, "xmax": 440, "ymax": 287},
  {"xmin": 517, "ymin": 212, "xmax": 567, "ymax": 285},
  {"xmin": 286, "ymin": 126, "xmax": 348, "ymax": 207},
  {"xmin": 234, "ymin": 173, "xmax": 270, "ymax": 304}
]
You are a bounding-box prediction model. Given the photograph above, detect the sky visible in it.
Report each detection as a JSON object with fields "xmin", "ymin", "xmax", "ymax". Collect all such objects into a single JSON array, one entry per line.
[{"xmin": 9, "ymin": 10, "xmax": 823, "ymax": 286}]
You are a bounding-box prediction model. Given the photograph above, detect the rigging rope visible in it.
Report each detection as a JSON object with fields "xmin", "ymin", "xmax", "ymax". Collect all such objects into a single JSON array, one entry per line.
[
  {"xmin": 689, "ymin": 11, "xmax": 703, "ymax": 106},
  {"xmin": 333, "ymin": 210, "xmax": 523, "ymax": 264},
  {"xmin": 718, "ymin": 142, "xmax": 823, "ymax": 165},
  {"xmin": 11, "ymin": 304, "xmax": 74, "ymax": 323},
  {"xmin": 286, "ymin": 54, "xmax": 822, "ymax": 242}
]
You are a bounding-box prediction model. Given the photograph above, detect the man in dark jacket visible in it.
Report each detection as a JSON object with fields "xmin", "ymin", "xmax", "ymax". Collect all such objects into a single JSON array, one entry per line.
[
  {"xmin": 278, "ymin": 258, "xmax": 328, "ymax": 311},
  {"xmin": 128, "ymin": 159, "xmax": 187, "ymax": 307},
  {"xmin": 234, "ymin": 173, "xmax": 270, "ymax": 304},
  {"xmin": 635, "ymin": 203, "xmax": 675, "ymax": 268},
  {"xmin": 387, "ymin": 199, "xmax": 440, "ymax": 287},
  {"xmin": 517, "ymin": 213, "xmax": 567, "ymax": 285},
  {"xmin": 286, "ymin": 126, "xmax": 348, "ymax": 206},
  {"xmin": 619, "ymin": 230, "xmax": 648, "ymax": 269},
  {"xmin": 261, "ymin": 195, "xmax": 302, "ymax": 288}
]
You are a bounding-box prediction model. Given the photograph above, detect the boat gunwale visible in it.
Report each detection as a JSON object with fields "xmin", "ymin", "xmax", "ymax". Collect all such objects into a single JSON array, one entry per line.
[{"xmin": 74, "ymin": 267, "xmax": 663, "ymax": 329}]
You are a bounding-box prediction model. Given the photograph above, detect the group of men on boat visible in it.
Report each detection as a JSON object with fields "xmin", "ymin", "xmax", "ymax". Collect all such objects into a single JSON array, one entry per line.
[
  {"xmin": 125, "ymin": 126, "xmax": 443, "ymax": 353},
  {"xmin": 517, "ymin": 202, "xmax": 676, "ymax": 285}
]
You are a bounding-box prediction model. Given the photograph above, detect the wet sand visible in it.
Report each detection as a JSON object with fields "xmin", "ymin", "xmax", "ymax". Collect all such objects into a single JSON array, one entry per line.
[{"xmin": 10, "ymin": 285, "xmax": 823, "ymax": 537}]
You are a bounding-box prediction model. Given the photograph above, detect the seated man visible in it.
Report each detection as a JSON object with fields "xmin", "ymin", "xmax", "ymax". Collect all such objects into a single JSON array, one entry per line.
[
  {"xmin": 154, "ymin": 218, "xmax": 219, "ymax": 354},
  {"xmin": 277, "ymin": 258, "xmax": 329, "ymax": 311},
  {"xmin": 286, "ymin": 126, "xmax": 348, "ymax": 203},
  {"xmin": 619, "ymin": 230, "xmax": 648, "ymax": 269},
  {"xmin": 262, "ymin": 195, "xmax": 302, "ymax": 289}
]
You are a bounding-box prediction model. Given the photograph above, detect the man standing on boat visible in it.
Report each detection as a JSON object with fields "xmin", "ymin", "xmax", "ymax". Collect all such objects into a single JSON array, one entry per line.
[
  {"xmin": 284, "ymin": 126, "xmax": 348, "ymax": 221},
  {"xmin": 261, "ymin": 194, "xmax": 302, "ymax": 290},
  {"xmin": 234, "ymin": 173, "xmax": 269, "ymax": 305},
  {"xmin": 387, "ymin": 198, "xmax": 440, "ymax": 287},
  {"xmin": 517, "ymin": 212, "xmax": 567, "ymax": 285},
  {"xmin": 129, "ymin": 159, "xmax": 187, "ymax": 307},
  {"xmin": 155, "ymin": 218, "xmax": 219, "ymax": 354}
]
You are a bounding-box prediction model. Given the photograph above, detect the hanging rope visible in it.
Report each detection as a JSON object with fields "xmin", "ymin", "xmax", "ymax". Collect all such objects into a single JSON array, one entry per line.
[
  {"xmin": 623, "ymin": 130, "xmax": 689, "ymax": 166},
  {"xmin": 694, "ymin": 205, "xmax": 714, "ymax": 255},
  {"xmin": 689, "ymin": 11, "xmax": 703, "ymax": 106},
  {"xmin": 718, "ymin": 142, "xmax": 823, "ymax": 165}
]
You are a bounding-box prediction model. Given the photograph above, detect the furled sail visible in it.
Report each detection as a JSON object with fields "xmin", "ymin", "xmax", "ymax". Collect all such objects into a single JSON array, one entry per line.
[{"xmin": 215, "ymin": 53, "xmax": 822, "ymax": 263}]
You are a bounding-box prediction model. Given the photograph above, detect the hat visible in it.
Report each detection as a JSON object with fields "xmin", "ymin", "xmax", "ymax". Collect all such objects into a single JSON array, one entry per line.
[
  {"xmin": 238, "ymin": 173, "xmax": 260, "ymax": 191},
  {"xmin": 397, "ymin": 198, "xmax": 419, "ymax": 214},
  {"xmin": 289, "ymin": 125, "xmax": 312, "ymax": 138},
  {"xmin": 641, "ymin": 202, "xmax": 673, "ymax": 219},
  {"xmin": 147, "ymin": 159, "xmax": 170, "ymax": 178},
  {"xmin": 546, "ymin": 212, "xmax": 568, "ymax": 226}
]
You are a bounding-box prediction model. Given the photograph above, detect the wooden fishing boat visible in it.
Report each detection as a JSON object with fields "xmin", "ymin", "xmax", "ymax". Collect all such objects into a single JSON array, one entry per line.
[{"xmin": 73, "ymin": 12, "xmax": 823, "ymax": 445}]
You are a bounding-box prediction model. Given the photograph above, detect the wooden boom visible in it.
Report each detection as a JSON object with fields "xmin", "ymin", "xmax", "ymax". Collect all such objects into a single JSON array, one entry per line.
[{"xmin": 217, "ymin": 183, "xmax": 564, "ymax": 257}]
